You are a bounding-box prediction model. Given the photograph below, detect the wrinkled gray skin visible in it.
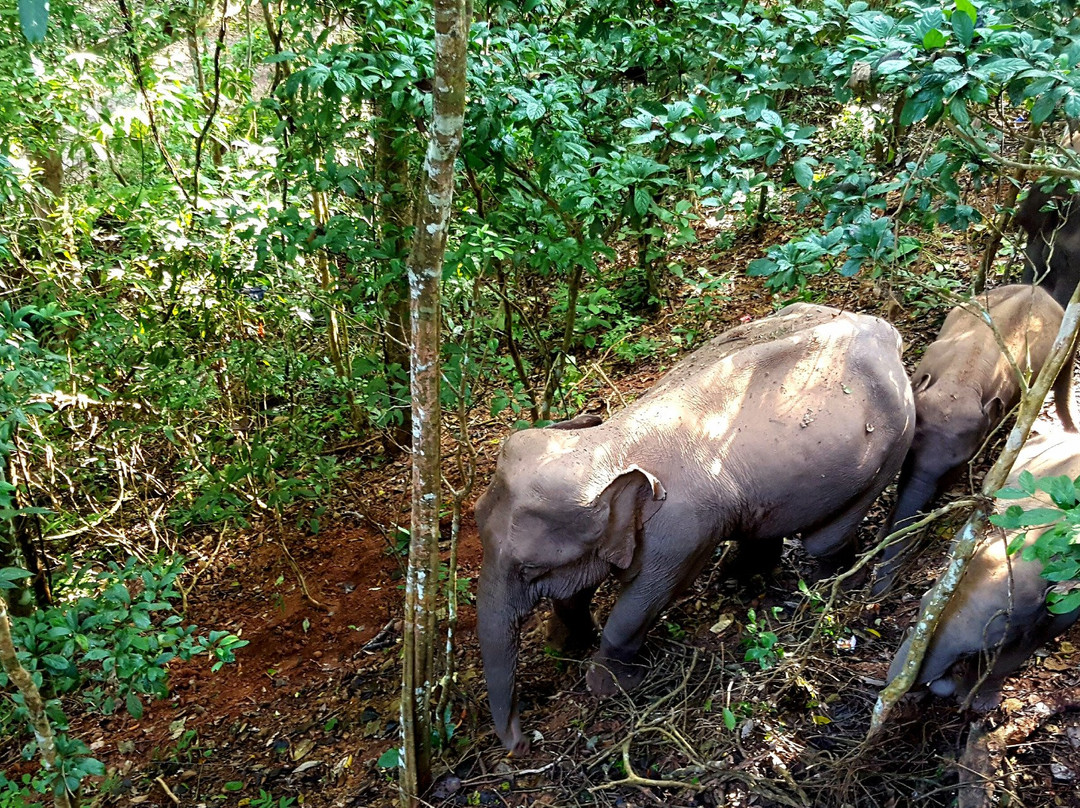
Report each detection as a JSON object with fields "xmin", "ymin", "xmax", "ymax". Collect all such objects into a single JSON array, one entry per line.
[
  {"xmin": 887, "ymin": 429, "xmax": 1080, "ymax": 709},
  {"xmin": 872, "ymin": 285, "xmax": 1078, "ymax": 595},
  {"xmin": 1017, "ymin": 132, "xmax": 1080, "ymax": 310},
  {"xmin": 476, "ymin": 304, "xmax": 916, "ymax": 754}
]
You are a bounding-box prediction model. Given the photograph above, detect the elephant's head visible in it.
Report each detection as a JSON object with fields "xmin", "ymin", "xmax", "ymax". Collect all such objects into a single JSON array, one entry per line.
[
  {"xmin": 904, "ymin": 373, "xmax": 1004, "ymax": 503},
  {"xmin": 474, "ymin": 425, "xmax": 666, "ymax": 754}
]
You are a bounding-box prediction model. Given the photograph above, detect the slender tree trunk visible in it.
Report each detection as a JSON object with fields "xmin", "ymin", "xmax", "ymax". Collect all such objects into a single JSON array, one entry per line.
[
  {"xmin": 310, "ymin": 183, "xmax": 364, "ymax": 429},
  {"xmin": 0, "ymin": 596, "xmax": 71, "ymax": 808},
  {"xmin": 870, "ymin": 278, "xmax": 1080, "ymax": 736},
  {"xmin": 375, "ymin": 121, "xmax": 416, "ymax": 455},
  {"xmin": 398, "ymin": 0, "xmax": 469, "ymax": 803}
]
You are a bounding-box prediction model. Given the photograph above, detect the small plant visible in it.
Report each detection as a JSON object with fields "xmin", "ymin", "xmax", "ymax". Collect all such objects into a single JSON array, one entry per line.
[
  {"xmin": 0, "ymin": 556, "xmax": 247, "ymax": 802},
  {"xmin": 251, "ymin": 791, "xmax": 297, "ymax": 808},
  {"xmin": 742, "ymin": 607, "xmax": 784, "ymax": 670},
  {"xmin": 664, "ymin": 620, "xmax": 687, "ymax": 640},
  {"xmin": 994, "ymin": 470, "xmax": 1080, "ymax": 614}
]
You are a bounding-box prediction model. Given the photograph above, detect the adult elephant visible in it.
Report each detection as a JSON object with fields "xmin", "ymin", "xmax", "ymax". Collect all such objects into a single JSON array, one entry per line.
[
  {"xmin": 475, "ymin": 304, "xmax": 916, "ymax": 754},
  {"xmin": 1016, "ymin": 130, "xmax": 1080, "ymax": 309}
]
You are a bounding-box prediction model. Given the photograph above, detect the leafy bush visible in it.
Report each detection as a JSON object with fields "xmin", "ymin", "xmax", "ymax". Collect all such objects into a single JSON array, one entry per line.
[
  {"xmin": 0, "ymin": 557, "xmax": 247, "ymax": 799},
  {"xmin": 994, "ymin": 470, "xmax": 1080, "ymax": 614}
]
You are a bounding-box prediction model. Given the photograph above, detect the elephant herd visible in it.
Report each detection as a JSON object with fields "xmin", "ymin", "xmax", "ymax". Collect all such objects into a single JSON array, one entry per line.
[{"xmin": 474, "ymin": 158, "xmax": 1080, "ymax": 756}]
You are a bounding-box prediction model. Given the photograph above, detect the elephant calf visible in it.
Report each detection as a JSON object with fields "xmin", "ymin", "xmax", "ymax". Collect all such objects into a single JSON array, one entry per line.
[
  {"xmin": 887, "ymin": 429, "xmax": 1080, "ymax": 709},
  {"xmin": 872, "ymin": 284, "xmax": 1078, "ymax": 595},
  {"xmin": 476, "ymin": 304, "xmax": 915, "ymax": 754}
]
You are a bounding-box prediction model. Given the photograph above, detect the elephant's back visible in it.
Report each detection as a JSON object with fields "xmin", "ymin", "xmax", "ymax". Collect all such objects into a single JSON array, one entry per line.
[{"xmin": 629, "ymin": 305, "xmax": 905, "ymax": 410}]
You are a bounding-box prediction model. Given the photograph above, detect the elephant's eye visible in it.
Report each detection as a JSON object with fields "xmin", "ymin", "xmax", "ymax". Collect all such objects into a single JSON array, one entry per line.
[{"xmin": 519, "ymin": 564, "xmax": 545, "ymax": 580}]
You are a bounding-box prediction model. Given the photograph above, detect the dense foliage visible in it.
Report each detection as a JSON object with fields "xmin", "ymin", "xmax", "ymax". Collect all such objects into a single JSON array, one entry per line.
[{"xmin": 3, "ymin": 0, "xmax": 1080, "ymax": 800}]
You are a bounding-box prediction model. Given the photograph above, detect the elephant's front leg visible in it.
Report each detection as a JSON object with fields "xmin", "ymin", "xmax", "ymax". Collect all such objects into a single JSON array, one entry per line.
[
  {"xmin": 546, "ymin": 585, "xmax": 599, "ymax": 654},
  {"xmin": 586, "ymin": 580, "xmax": 668, "ymax": 695}
]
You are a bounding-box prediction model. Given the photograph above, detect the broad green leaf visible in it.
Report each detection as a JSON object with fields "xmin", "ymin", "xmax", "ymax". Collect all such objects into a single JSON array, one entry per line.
[
  {"xmin": 1006, "ymin": 531, "xmax": 1027, "ymax": 555},
  {"xmin": 922, "ymin": 28, "xmax": 947, "ymax": 49},
  {"xmin": 877, "ymin": 58, "xmax": 911, "ymax": 76},
  {"xmin": 723, "ymin": 707, "xmax": 737, "ymax": 731},
  {"xmin": 747, "ymin": 258, "xmax": 776, "ymax": 276},
  {"xmin": 377, "ymin": 747, "xmax": 401, "ymax": 769},
  {"xmin": 1031, "ymin": 90, "xmax": 1060, "ymax": 125},
  {"xmin": 126, "ymin": 692, "xmax": 144, "ymax": 719},
  {"xmin": 1049, "ymin": 588, "xmax": 1080, "ymax": 615},
  {"xmin": 955, "ymin": 0, "xmax": 977, "ymax": 25},
  {"xmin": 263, "ymin": 51, "xmax": 296, "ymax": 64},
  {"xmin": 793, "ymin": 159, "xmax": 814, "ymax": 190},
  {"xmin": 1014, "ymin": 507, "xmax": 1064, "ymax": 527},
  {"xmin": 633, "ymin": 187, "xmax": 651, "ymax": 217},
  {"xmin": 18, "ymin": 0, "xmax": 48, "ymax": 43},
  {"xmin": 951, "ymin": 10, "xmax": 973, "ymax": 47}
]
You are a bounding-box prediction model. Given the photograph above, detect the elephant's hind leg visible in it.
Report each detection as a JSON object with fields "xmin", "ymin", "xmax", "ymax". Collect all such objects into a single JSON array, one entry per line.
[{"xmin": 800, "ymin": 486, "xmax": 883, "ymax": 576}]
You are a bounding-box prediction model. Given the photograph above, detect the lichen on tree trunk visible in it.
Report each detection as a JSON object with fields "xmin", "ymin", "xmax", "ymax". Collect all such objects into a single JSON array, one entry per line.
[
  {"xmin": 0, "ymin": 595, "xmax": 71, "ymax": 808},
  {"xmin": 398, "ymin": 0, "xmax": 470, "ymax": 804}
]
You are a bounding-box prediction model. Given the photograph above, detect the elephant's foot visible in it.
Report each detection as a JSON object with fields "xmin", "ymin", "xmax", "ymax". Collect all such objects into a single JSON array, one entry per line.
[
  {"xmin": 586, "ymin": 654, "xmax": 647, "ymax": 696},
  {"xmin": 545, "ymin": 612, "xmax": 598, "ymax": 655}
]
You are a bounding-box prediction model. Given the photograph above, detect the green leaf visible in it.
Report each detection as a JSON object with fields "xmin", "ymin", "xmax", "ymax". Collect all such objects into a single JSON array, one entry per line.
[
  {"xmin": 223, "ymin": 780, "xmax": 245, "ymax": 791},
  {"xmin": 18, "ymin": 0, "xmax": 48, "ymax": 42},
  {"xmin": 922, "ymin": 28, "xmax": 947, "ymax": 49},
  {"xmin": 264, "ymin": 50, "xmax": 296, "ymax": 64},
  {"xmin": 722, "ymin": 707, "xmax": 737, "ymax": 731},
  {"xmin": 793, "ymin": 159, "xmax": 814, "ymax": 190},
  {"xmin": 41, "ymin": 654, "xmax": 70, "ymax": 671},
  {"xmin": 1013, "ymin": 507, "xmax": 1064, "ymax": 527},
  {"xmin": 996, "ymin": 487, "xmax": 1031, "ymax": 500},
  {"xmin": 126, "ymin": 692, "xmax": 144, "ymax": 719},
  {"xmin": 877, "ymin": 58, "xmax": 911, "ymax": 76},
  {"xmin": 951, "ymin": 10, "xmax": 973, "ymax": 47},
  {"xmin": 747, "ymin": 258, "xmax": 776, "ymax": 277},
  {"xmin": 1049, "ymin": 588, "xmax": 1080, "ymax": 615},
  {"xmin": 1006, "ymin": 531, "xmax": 1028, "ymax": 555},
  {"xmin": 634, "ymin": 187, "xmax": 651, "ymax": 217},
  {"xmin": 955, "ymin": 0, "xmax": 977, "ymax": 25},
  {"xmin": 106, "ymin": 583, "xmax": 131, "ymax": 604},
  {"xmin": 1031, "ymin": 90, "xmax": 1059, "ymax": 125},
  {"xmin": 377, "ymin": 747, "xmax": 401, "ymax": 769}
]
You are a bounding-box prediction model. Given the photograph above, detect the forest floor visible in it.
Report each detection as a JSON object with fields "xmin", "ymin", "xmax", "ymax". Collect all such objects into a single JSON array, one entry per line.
[{"xmin": 16, "ymin": 209, "xmax": 1080, "ymax": 808}]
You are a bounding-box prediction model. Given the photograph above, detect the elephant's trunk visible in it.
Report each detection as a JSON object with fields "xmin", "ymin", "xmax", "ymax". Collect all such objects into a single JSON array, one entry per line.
[
  {"xmin": 477, "ymin": 565, "xmax": 533, "ymax": 755},
  {"xmin": 886, "ymin": 465, "xmax": 943, "ymax": 546},
  {"xmin": 872, "ymin": 464, "xmax": 944, "ymax": 596}
]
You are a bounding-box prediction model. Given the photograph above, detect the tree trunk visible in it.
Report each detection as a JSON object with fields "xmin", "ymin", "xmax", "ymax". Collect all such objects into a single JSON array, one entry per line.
[
  {"xmin": 398, "ymin": 0, "xmax": 469, "ymax": 802},
  {"xmin": 0, "ymin": 596, "xmax": 72, "ymax": 808},
  {"xmin": 976, "ymin": 122, "xmax": 1040, "ymax": 292},
  {"xmin": 376, "ymin": 121, "xmax": 416, "ymax": 455}
]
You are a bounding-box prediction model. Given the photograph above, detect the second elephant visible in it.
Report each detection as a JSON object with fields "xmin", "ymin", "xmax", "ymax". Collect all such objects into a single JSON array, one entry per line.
[{"xmin": 872, "ymin": 284, "xmax": 1078, "ymax": 594}]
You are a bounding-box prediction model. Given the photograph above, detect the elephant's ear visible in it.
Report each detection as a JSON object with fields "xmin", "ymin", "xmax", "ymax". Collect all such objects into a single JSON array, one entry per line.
[
  {"xmin": 983, "ymin": 395, "xmax": 1005, "ymax": 423},
  {"xmin": 592, "ymin": 465, "xmax": 667, "ymax": 569},
  {"xmin": 547, "ymin": 414, "xmax": 604, "ymax": 430},
  {"xmin": 913, "ymin": 373, "xmax": 933, "ymax": 393}
]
